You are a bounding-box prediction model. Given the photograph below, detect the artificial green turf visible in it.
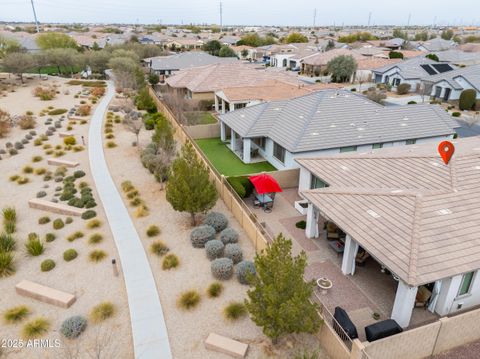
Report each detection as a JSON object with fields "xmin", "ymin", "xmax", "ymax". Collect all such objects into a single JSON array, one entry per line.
[
  {"xmin": 185, "ymin": 111, "xmax": 217, "ymax": 125},
  {"xmin": 196, "ymin": 138, "xmax": 276, "ymax": 176}
]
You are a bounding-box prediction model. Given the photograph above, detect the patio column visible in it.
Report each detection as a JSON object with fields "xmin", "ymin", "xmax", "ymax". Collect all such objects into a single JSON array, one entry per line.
[
  {"xmin": 243, "ymin": 138, "xmax": 251, "ymax": 163},
  {"xmin": 221, "ymin": 98, "xmax": 226, "ymax": 114},
  {"xmin": 391, "ymin": 280, "xmax": 418, "ymax": 328},
  {"xmin": 220, "ymin": 122, "xmax": 226, "ymax": 142},
  {"xmin": 305, "ymin": 203, "xmax": 319, "ymax": 238},
  {"xmin": 434, "ymin": 275, "xmax": 462, "ymax": 316},
  {"xmin": 341, "ymin": 235, "xmax": 359, "ymax": 275},
  {"xmin": 214, "ymin": 94, "xmax": 219, "ymax": 112},
  {"xmin": 230, "ymin": 129, "xmax": 236, "ymax": 152}
]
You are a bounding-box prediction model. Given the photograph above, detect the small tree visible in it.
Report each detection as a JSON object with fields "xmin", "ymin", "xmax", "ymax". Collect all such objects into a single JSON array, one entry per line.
[
  {"xmin": 218, "ymin": 45, "xmax": 237, "ymax": 58},
  {"xmin": 2, "ymin": 52, "xmax": 35, "ymax": 83},
  {"xmin": 284, "ymin": 32, "xmax": 308, "ymax": 43},
  {"xmin": 441, "ymin": 29, "xmax": 454, "ymax": 40},
  {"xmin": 203, "ymin": 40, "xmax": 222, "ymax": 56},
  {"xmin": 397, "ymin": 83, "xmax": 411, "ymax": 95},
  {"xmin": 389, "ymin": 51, "xmax": 404, "ymax": 59},
  {"xmin": 366, "ymin": 87, "xmax": 387, "ymax": 104},
  {"xmin": 245, "ymin": 234, "xmax": 321, "ymax": 344},
  {"xmin": 148, "ymin": 73, "xmax": 160, "ymax": 86},
  {"xmin": 240, "ymin": 49, "xmax": 249, "ymax": 59},
  {"xmin": 327, "ymin": 55, "xmax": 357, "ymax": 83},
  {"xmin": 425, "ymin": 53, "xmax": 439, "ymax": 62},
  {"xmin": 0, "ymin": 109, "xmax": 11, "ymax": 138},
  {"xmin": 36, "ymin": 32, "xmax": 78, "ymax": 50},
  {"xmin": 123, "ymin": 115, "xmax": 143, "ymax": 146},
  {"xmin": 135, "ymin": 87, "xmax": 157, "ymax": 113},
  {"xmin": 166, "ymin": 143, "xmax": 218, "ymax": 225},
  {"xmin": 459, "ymin": 89, "xmax": 477, "ymax": 111}
]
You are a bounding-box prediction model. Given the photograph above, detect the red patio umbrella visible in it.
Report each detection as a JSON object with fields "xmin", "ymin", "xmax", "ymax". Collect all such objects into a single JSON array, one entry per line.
[{"xmin": 249, "ymin": 173, "xmax": 283, "ymax": 195}]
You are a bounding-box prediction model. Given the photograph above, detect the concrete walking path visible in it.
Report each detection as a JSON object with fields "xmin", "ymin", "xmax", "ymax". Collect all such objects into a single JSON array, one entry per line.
[{"xmin": 88, "ymin": 82, "xmax": 172, "ymax": 359}]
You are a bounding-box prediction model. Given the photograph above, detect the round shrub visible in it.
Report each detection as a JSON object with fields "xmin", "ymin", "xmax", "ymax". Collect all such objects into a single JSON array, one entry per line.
[
  {"xmin": 63, "ymin": 136, "xmax": 76, "ymax": 146},
  {"xmin": 36, "ymin": 191, "xmax": 47, "ymax": 198},
  {"xmin": 205, "ymin": 240, "xmax": 225, "ymax": 260},
  {"xmin": 236, "ymin": 260, "xmax": 256, "ymax": 285},
  {"xmin": 190, "ymin": 225, "xmax": 216, "ymax": 248},
  {"xmin": 73, "ymin": 170, "xmax": 85, "ymax": 178},
  {"xmin": 202, "ymin": 212, "xmax": 228, "ymax": 232},
  {"xmin": 162, "ymin": 254, "xmax": 179, "ymax": 270},
  {"xmin": 52, "ymin": 218, "xmax": 64, "ymax": 230},
  {"xmin": 60, "ymin": 316, "xmax": 87, "ymax": 339},
  {"xmin": 459, "ymin": 89, "xmax": 477, "ymax": 111},
  {"xmin": 219, "ymin": 228, "xmax": 239, "ymax": 244},
  {"xmin": 224, "ymin": 243, "xmax": 243, "ymax": 264},
  {"xmin": 38, "ymin": 216, "xmax": 50, "ymax": 224},
  {"xmin": 146, "ymin": 225, "xmax": 160, "ymax": 237},
  {"xmin": 40, "ymin": 259, "xmax": 56, "ymax": 272},
  {"xmin": 207, "ymin": 282, "xmax": 223, "ymax": 298},
  {"xmin": 211, "ymin": 258, "xmax": 234, "ymax": 280},
  {"xmin": 177, "ymin": 290, "xmax": 200, "ymax": 310},
  {"xmin": 81, "ymin": 210, "xmax": 96, "ymax": 220},
  {"xmin": 45, "ymin": 233, "xmax": 56, "ymax": 242},
  {"xmin": 223, "ymin": 302, "xmax": 247, "ymax": 321},
  {"xmin": 63, "ymin": 249, "xmax": 78, "ymax": 262},
  {"xmin": 452, "ymin": 112, "xmax": 461, "ymax": 117},
  {"xmin": 90, "ymin": 302, "xmax": 115, "ymax": 322}
]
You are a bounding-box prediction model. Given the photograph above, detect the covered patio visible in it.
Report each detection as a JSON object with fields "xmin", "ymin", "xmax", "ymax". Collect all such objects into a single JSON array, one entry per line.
[
  {"xmin": 244, "ymin": 188, "xmax": 438, "ymax": 340},
  {"xmin": 220, "ymin": 122, "xmax": 267, "ymax": 164}
]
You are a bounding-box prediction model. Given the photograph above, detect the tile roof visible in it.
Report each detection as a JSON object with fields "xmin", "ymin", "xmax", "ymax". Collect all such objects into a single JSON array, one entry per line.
[
  {"xmin": 297, "ymin": 137, "xmax": 480, "ymax": 286},
  {"xmin": 432, "ymin": 49, "xmax": 480, "ymax": 65},
  {"xmin": 219, "ymin": 90, "xmax": 458, "ymax": 153},
  {"xmin": 302, "ymin": 49, "xmax": 364, "ymax": 66},
  {"xmin": 165, "ymin": 63, "xmax": 301, "ymax": 93},
  {"xmin": 145, "ymin": 51, "xmax": 237, "ymax": 71},
  {"xmin": 422, "ymin": 64, "xmax": 480, "ymax": 91},
  {"xmin": 373, "ymin": 56, "xmax": 456, "ymax": 79}
]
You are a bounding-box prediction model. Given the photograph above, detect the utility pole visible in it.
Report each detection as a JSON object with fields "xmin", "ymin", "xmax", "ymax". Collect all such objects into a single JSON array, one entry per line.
[
  {"xmin": 368, "ymin": 12, "xmax": 372, "ymax": 28},
  {"xmin": 30, "ymin": 0, "xmax": 40, "ymax": 33},
  {"xmin": 313, "ymin": 8, "xmax": 317, "ymax": 28},
  {"xmin": 407, "ymin": 13, "xmax": 411, "ymax": 27},
  {"xmin": 219, "ymin": 2, "xmax": 223, "ymax": 32}
]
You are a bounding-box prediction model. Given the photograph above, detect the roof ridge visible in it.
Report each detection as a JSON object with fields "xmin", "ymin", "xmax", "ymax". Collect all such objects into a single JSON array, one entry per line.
[
  {"xmin": 407, "ymin": 195, "xmax": 422, "ymax": 286},
  {"xmin": 303, "ymin": 188, "xmax": 421, "ymax": 197},
  {"xmin": 291, "ymin": 92, "xmax": 327, "ymax": 150},
  {"xmin": 244, "ymin": 103, "xmax": 271, "ymax": 136},
  {"xmin": 449, "ymin": 155, "xmax": 458, "ymax": 191}
]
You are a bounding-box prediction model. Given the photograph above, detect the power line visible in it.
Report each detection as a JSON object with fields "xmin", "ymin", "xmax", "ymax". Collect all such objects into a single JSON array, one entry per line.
[{"xmin": 30, "ymin": 0, "xmax": 40, "ymax": 33}]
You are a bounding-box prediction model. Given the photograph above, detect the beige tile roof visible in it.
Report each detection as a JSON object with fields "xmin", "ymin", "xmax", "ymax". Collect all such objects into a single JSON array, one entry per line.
[
  {"xmin": 298, "ymin": 137, "xmax": 480, "ymax": 286},
  {"xmin": 356, "ymin": 57, "xmax": 402, "ymax": 70},
  {"xmin": 302, "ymin": 49, "xmax": 364, "ymax": 66},
  {"xmin": 166, "ymin": 63, "xmax": 301, "ymax": 93}
]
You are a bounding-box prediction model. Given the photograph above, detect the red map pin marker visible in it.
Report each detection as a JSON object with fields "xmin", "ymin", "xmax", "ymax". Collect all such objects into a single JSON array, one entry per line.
[{"xmin": 438, "ymin": 141, "xmax": 455, "ymax": 165}]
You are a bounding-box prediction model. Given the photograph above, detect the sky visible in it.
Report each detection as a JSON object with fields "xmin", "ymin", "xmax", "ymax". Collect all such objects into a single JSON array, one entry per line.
[{"xmin": 1, "ymin": 0, "xmax": 479, "ymax": 27}]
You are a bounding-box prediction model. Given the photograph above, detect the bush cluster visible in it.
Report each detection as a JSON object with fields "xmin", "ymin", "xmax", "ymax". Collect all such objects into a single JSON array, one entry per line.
[
  {"xmin": 224, "ymin": 243, "xmax": 243, "ymax": 264},
  {"xmin": 236, "ymin": 260, "xmax": 256, "ymax": 285},
  {"xmin": 202, "ymin": 212, "xmax": 228, "ymax": 232},
  {"xmin": 190, "ymin": 225, "xmax": 216, "ymax": 248},
  {"xmin": 219, "ymin": 228, "xmax": 239, "ymax": 244},
  {"xmin": 205, "ymin": 240, "xmax": 224, "ymax": 260},
  {"xmin": 60, "ymin": 316, "xmax": 87, "ymax": 339},
  {"xmin": 211, "ymin": 258, "xmax": 234, "ymax": 280},
  {"xmin": 227, "ymin": 176, "xmax": 254, "ymax": 198}
]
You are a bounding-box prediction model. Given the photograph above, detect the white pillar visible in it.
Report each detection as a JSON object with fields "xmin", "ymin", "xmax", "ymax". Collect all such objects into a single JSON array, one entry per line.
[
  {"xmin": 221, "ymin": 99, "xmax": 226, "ymax": 114},
  {"xmin": 243, "ymin": 138, "xmax": 251, "ymax": 163},
  {"xmin": 434, "ymin": 275, "xmax": 462, "ymax": 316},
  {"xmin": 341, "ymin": 235, "xmax": 359, "ymax": 275},
  {"xmin": 229, "ymin": 102, "xmax": 234, "ymax": 112},
  {"xmin": 220, "ymin": 122, "xmax": 226, "ymax": 142},
  {"xmin": 305, "ymin": 203, "xmax": 319, "ymax": 238},
  {"xmin": 214, "ymin": 94, "xmax": 219, "ymax": 112},
  {"xmin": 230, "ymin": 129, "xmax": 236, "ymax": 152},
  {"xmin": 391, "ymin": 280, "xmax": 418, "ymax": 328}
]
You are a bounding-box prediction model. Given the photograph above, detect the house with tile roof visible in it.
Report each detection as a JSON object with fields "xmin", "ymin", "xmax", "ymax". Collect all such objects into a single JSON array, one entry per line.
[
  {"xmin": 296, "ymin": 136, "xmax": 480, "ymax": 327},
  {"xmin": 414, "ymin": 38, "xmax": 458, "ymax": 52},
  {"xmin": 218, "ymin": 90, "xmax": 458, "ymax": 169},
  {"xmin": 373, "ymin": 56, "xmax": 456, "ymax": 92},
  {"xmin": 422, "ymin": 64, "xmax": 480, "ymax": 103}
]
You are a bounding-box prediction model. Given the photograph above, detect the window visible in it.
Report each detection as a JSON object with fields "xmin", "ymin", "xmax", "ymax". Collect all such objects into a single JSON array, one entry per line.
[
  {"xmin": 253, "ymin": 137, "xmax": 266, "ymax": 150},
  {"xmin": 406, "ymin": 139, "xmax": 416, "ymax": 145},
  {"xmin": 340, "ymin": 146, "xmax": 357, "ymax": 153},
  {"xmin": 372, "ymin": 143, "xmax": 383, "ymax": 149},
  {"xmin": 458, "ymin": 272, "xmax": 475, "ymax": 296},
  {"xmin": 310, "ymin": 175, "xmax": 328, "ymax": 189},
  {"xmin": 273, "ymin": 142, "xmax": 286, "ymax": 163}
]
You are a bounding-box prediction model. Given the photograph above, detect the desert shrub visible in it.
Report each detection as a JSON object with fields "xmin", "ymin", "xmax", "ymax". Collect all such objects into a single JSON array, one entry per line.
[
  {"xmin": 89, "ymin": 250, "xmax": 107, "ymax": 262},
  {"xmin": 48, "ymin": 108, "xmax": 67, "ymax": 115},
  {"xmin": 87, "ymin": 219, "xmax": 101, "ymax": 229},
  {"xmin": 91, "ymin": 87, "xmax": 105, "ymax": 97},
  {"xmin": 397, "ymin": 83, "xmax": 411, "ymax": 95},
  {"xmin": 145, "ymin": 225, "xmax": 160, "ymax": 238},
  {"xmin": 52, "ymin": 218, "xmax": 65, "ymax": 230},
  {"xmin": 14, "ymin": 142, "xmax": 24, "ymax": 150},
  {"xmin": 23, "ymin": 165, "xmax": 33, "ymax": 174},
  {"xmin": 452, "ymin": 112, "xmax": 461, "ymax": 117},
  {"xmin": 73, "ymin": 170, "xmax": 85, "ymax": 178},
  {"xmin": 65, "ymin": 217, "xmax": 73, "ymax": 224},
  {"xmin": 25, "ymin": 238, "xmax": 44, "ymax": 256},
  {"xmin": 223, "ymin": 302, "xmax": 247, "ymax": 321},
  {"xmin": 236, "ymin": 260, "xmax": 256, "ymax": 285},
  {"xmin": 150, "ymin": 241, "xmax": 169, "ymax": 256},
  {"xmin": 177, "ymin": 290, "xmax": 200, "ymax": 310},
  {"xmin": 34, "ymin": 138, "xmax": 42, "ymax": 146},
  {"xmin": 76, "ymin": 105, "xmax": 91, "ymax": 116},
  {"xmin": 40, "ymin": 259, "xmax": 56, "ymax": 272},
  {"xmin": 135, "ymin": 205, "xmax": 149, "ymax": 218},
  {"xmin": 82, "ymin": 210, "xmax": 97, "ymax": 220},
  {"xmin": 38, "ymin": 216, "xmax": 50, "ymax": 224},
  {"xmin": 0, "ymin": 233, "xmax": 16, "ymax": 252},
  {"xmin": 63, "ymin": 136, "xmax": 76, "ymax": 146},
  {"xmin": 35, "ymin": 168, "xmax": 46, "ymax": 175},
  {"xmin": 9, "ymin": 175, "xmax": 19, "ymax": 182},
  {"xmin": 3, "ymin": 305, "xmax": 30, "ymax": 323},
  {"xmin": 224, "ymin": 243, "xmax": 243, "ymax": 264},
  {"xmin": 407, "ymin": 101, "xmax": 417, "ymax": 105},
  {"xmin": 67, "ymin": 231, "xmax": 84, "ymax": 242},
  {"xmin": 190, "ymin": 225, "xmax": 216, "ymax": 248},
  {"xmin": 162, "ymin": 254, "xmax": 179, "ymax": 270},
  {"xmin": 88, "ymin": 233, "xmax": 103, "ymax": 244},
  {"xmin": 0, "ymin": 252, "xmax": 15, "ymax": 277},
  {"xmin": 17, "ymin": 115, "xmax": 37, "ymax": 130},
  {"xmin": 33, "ymin": 86, "xmax": 56, "ymax": 100},
  {"xmin": 32, "ymin": 155, "xmax": 43, "ymax": 163},
  {"xmin": 2, "ymin": 207, "xmax": 16, "ymax": 222},
  {"xmin": 45, "ymin": 233, "xmax": 56, "ymax": 242},
  {"xmin": 206, "ymin": 282, "xmax": 223, "ymax": 298},
  {"xmin": 4, "ymin": 221, "xmax": 16, "ymax": 234},
  {"xmin": 90, "ymin": 302, "xmax": 115, "ymax": 322},
  {"xmin": 8, "ymin": 148, "xmax": 18, "ymax": 156},
  {"xmin": 219, "ymin": 228, "xmax": 239, "ymax": 244},
  {"xmin": 105, "ymin": 133, "xmax": 115, "ymax": 139},
  {"xmin": 130, "ymin": 197, "xmax": 143, "ymax": 207},
  {"xmin": 60, "ymin": 316, "xmax": 87, "ymax": 339},
  {"xmin": 205, "ymin": 240, "xmax": 225, "ymax": 260},
  {"xmin": 106, "ymin": 141, "xmax": 117, "ymax": 148},
  {"xmin": 202, "ymin": 212, "xmax": 228, "ymax": 232},
  {"xmin": 295, "ymin": 220, "xmax": 306, "ymax": 229},
  {"xmin": 211, "ymin": 258, "xmax": 234, "ymax": 280},
  {"xmin": 227, "ymin": 176, "xmax": 254, "ymax": 199},
  {"xmin": 126, "ymin": 190, "xmax": 139, "ymax": 199},
  {"xmin": 459, "ymin": 89, "xmax": 477, "ymax": 111},
  {"xmin": 21, "ymin": 318, "xmax": 50, "ymax": 341},
  {"xmin": 121, "ymin": 180, "xmax": 134, "ymax": 192},
  {"xmin": 63, "ymin": 249, "xmax": 78, "ymax": 261}
]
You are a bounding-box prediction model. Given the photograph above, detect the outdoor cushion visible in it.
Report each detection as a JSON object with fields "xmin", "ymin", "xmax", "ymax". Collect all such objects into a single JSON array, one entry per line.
[
  {"xmin": 333, "ymin": 306, "xmax": 358, "ymax": 340},
  {"xmin": 365, "ymin": 319, "xmax": 403, "ymax": 342}
]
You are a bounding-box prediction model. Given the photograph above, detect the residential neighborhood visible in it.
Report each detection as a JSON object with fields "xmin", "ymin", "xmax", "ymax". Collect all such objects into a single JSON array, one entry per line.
[{"xmin": 1, "ymin": 1, "xmax": 480, "ymax": 359}]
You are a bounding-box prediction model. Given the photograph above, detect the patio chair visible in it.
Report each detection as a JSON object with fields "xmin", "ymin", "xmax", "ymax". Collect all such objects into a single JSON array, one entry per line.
[
  {"xmin": 263, "ymin": 201, "xmax": 273, "ymax": 213},
  {"xmin": 415, "ymin": 286, "xmax": 432, "ymax": 308},
  {"xmin": 326, "ymin": 222, "xmax": 340, "ymax": 240},
  {"xmin": 355, "ymin": 249, "xmax": 370, "ymax": 266}
]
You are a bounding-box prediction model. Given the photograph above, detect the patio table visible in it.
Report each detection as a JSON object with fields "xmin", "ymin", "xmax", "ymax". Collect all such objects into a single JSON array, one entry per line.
[
  {"xmin": 328, "ymin": 240, "xmax": 345, "ymax": 256},
  {"xmin": 255, "ymin": 193, "xmax": 273, "ymax": 204}
]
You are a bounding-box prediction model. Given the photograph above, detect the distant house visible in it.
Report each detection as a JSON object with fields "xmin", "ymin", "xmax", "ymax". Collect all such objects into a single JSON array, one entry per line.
[
  {"xmin": 165, "ymin": 38, "xmax": 204, "ymax": 50},
  {"xmin": 301, "ymin": 48, "xmax": 364, "ymax": 76},
  {"xmin": 373, "ymin": 56, "xmax": 456, "ymax": 92},
  {"xmin": 219, "ymin": 35, "xmax": 240, "ymax": 46},
  {"xmin": 422, "ymin": 64, "xmax": 480, "ymax": 103},
  {"xmin": 296, "ymin": 137, "xmax": 480, "ymax": 327},
  {"xmin": 230, "ymin": 45, "xmax": 256, "ymax": 60},
  {"xmin": 431, "ymin": 50, "xmax": 480, "ymax": 66},
  {"xmin": 384, "ymin": 37, "xmax": 405, "ymax": 50},
  {"xmin": 414, "ymin": 38, "xmax": 457, "ymax": 52},
  {"xmin": 218, "ymin": 90, "xmax": 458, "ymax": 169},
  {"xmin": 143, "ymin": 51, "xmax": 238, "ymax": 77},
  {"xmin": 264, "ymin": 43, "xmax": 320, "ymax": 69}
]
